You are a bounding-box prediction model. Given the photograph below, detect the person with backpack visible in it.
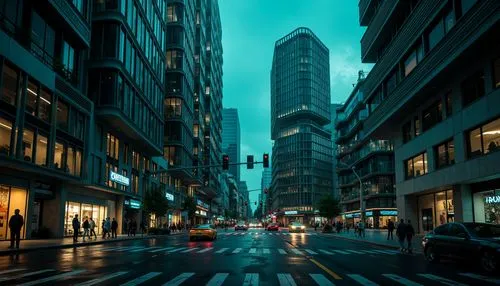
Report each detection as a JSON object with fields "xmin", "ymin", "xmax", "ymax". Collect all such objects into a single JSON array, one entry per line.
[
  {"xmin": 405, "ymin": 219, "xmax": 415, "ymax": 254},
  {"xmin": 82, "ymin": 217, "xmax": 90, "ymax": 242},
  {"xmin": 396, "ymin": 219, "xmax": 407, "ymax": 253}
]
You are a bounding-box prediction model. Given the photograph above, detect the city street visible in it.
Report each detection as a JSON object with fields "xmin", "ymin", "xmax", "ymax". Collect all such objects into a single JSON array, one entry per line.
[{"xmin": 0, "ymin": 229, "xmax": 498, "ymax": 285}]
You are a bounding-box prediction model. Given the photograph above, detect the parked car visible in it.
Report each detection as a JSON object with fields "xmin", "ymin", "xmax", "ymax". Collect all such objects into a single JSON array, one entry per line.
[
  {"xmin": 235, "ymin": 223, "xmax": 248, "ymax": 231},
  {"xmin": 422, "ymin": 222, "xmax": 500, "ymax": 273},
  {"xmin": 267, "ymin": 223, "xmax": 280, "ymax": 231},
  {"xmin": 189, "ymin": 224, "xmax": 217, "ymax": 241}
]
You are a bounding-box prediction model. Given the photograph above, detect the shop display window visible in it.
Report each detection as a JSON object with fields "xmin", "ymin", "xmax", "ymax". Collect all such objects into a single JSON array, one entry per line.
[
  {"xmin": 418, "ymin": 190, "xmax": 454, "ymax": 233},
  {"xmin": 473, "ymin": 190, "xmax": 500, "ymax": 224},
  {"xmin": 0, "ymin": 185, "xmax": 28, "ymax": 240},
  {"xmin": 64, "ymin": 201, "xmax": 107, "ymax": 236}
]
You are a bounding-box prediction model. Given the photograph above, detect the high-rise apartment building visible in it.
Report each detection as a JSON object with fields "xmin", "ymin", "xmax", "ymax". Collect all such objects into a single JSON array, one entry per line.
[
  {"xmin": 327, "ymin": 103, "xmax": 342, "ymax": 199},
  {"xmin": 359, "ymin": 0, "xmax": 500, "ymax": 232},
  {"xmin": 270, "ymin": 27, "xmax": 333, "ymax": 225},
  {"xmin": 260, "ymin": 168, "xmax": 272, "ymax": 216},
  {"xmin": 222, "ymin": 108, "xmax": 240, "ymax": 182}
]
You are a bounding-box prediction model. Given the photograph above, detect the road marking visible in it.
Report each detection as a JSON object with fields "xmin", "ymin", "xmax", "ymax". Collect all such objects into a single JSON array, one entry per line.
[
  {"xmin": 417, "ymin": 274, "xmax": 468, "ymax": 286},
  {"xmin": 277, "ymin": 273, "xmax": 297, "ymax": 286},
  {"xmin": 215, "ymin": 248, "xmax": 229, "ymax": 254},
  {"xmin": 162, "ymin": 272, "xmax": 195, "ymax": 286},
  {"xmin": 278, "ymin": 249, "xmax": 287, "ymax": 255},
  {"xmin": 309, "ymin": 274, "xmax": 334, "ymax": 286},
  {"xmin": 249, "ymin": 248, "xmax": 257, "ymax": 254},
  {"xmin": 232, "ymin": 248, "xmax": 242, "ymax": 253},
  {"xmin": 372, "ymin": 250, "xmax": 396, "ymax": 255},
  {"xmin": 129, "ymin": 247, "xmax": 148, "ymax": 253},
  {"xmin": 304, "ymin": 249, "xmax": 318, "ymax": 255},
  {"xmin": 197, "ymin": 247, "xmax": 213, "ymax": 253},
  {"xmin": 232, "ymin": 233, "xmax": 238, "ymax": 236},
  {"xmin": 382, "ymin": 274, "xmax": 423, "ymax": 286},
  {"xmin": 344, "ymin": 250, "xmax": 364, "ymax": 254},
  {"xmin": 319, "ymin": 249, "xmax": 334, "ymax": 255},
  {"xmin": 206, "ymin": 273, "xmax": 229, "ymax": 286},
  {"xmin": 243, "ymin": 273, "xmax": 259, "ymax": 286},
  {"xmin": 459, "ymin": 273, "xmax": 500, "ymax": 284},
  {"xmin": 0, "ymin": 268, "xmax": 27, "ymax": 275},
  {"xmin": 121, "ymin": 272, "xmax": 162, "ymax": 286},
  {"xmin": 346, "ymin": 274, "xmax": 379, "ymax": 286},
  {"xmin": 225, "ymin": 233, "xmax": 231, "ymax": 236},
  {"xmin": 332, "ymin": 250, "xmax": 350, "ymax": 255},
  {"xmin": 291, "ymin": 249, "xmax": 303, "ymax": 255},
  {"xmin": 0, "ymin": 269, "xmax": 55, "ymax": 282},
  {"xmin": 167, "ymin": 247, "xmax": 188, "ymax": 253},
  {"xmin": 18, "ymin": 270, "xmax": 86, "ymax": 286},
  {"xmin": 75, "ymin": 271, "xmax": 128, "ymax": 286},
  {"xmin": 263, "ymin": 248, "xmax": 270, "ymax": 254},
  {"xmin": 181, "ymin": 248, "xmax": 199, "ymax": 253},
  {"xmin": 361, "ymin": 250, "xmax": 380, "ymax": 254},
  {"xmin": 149, "ymin": 247, "xmax": 175, "ymax": 253},
  {"xmin": 309, "ymin": 259, "xmax": 342, "ymax": 280}
]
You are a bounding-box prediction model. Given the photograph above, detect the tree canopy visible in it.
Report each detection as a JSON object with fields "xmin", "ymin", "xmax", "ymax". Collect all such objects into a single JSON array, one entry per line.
[
  {"xmin": 142, "ymin": 186, "xmax": 169, "ymax": 218},
  {"xmin": 318, "ymin": 195, "xmax": 341, "ymax": 222},
  {"xmin": 182, "ymin": 196, "xmax": 197, "ymax": 223}
]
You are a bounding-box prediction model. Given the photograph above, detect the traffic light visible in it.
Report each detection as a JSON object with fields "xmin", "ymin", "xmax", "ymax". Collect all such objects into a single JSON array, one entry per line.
[
  {"xmin": 222, "ymin": 155, "xmax": 229, "ymax": 170},
  {"xmin": 263, "ymin": 153, "xmax": 269, "ymax": 168},
  {"xmin": 247, "ymin": 155, "xmax": 254, "ymax": 169}
]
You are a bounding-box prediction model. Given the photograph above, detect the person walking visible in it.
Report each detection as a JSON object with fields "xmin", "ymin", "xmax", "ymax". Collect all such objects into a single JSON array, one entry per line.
[
  {"xmin": 358, "ymin": 220, "xmax": 365, "ymax": 238},
  {"xmin": 405, "ymin": 219, "xmax": 415, "ymax": 254},
  {"xmin": 82, "ymin": 217, "xmax": 90, "ymax": 242},
  {"xmin": 387, "ymin": 219, "xmax": 395, "ymax": 240},
  {"xmin": 127, "ymin": 219, "xmax": 132, "ymax": 237},
  {"xmin": 72, "ymin": 214, "xmax": 81, "ymax": 242},
  {"xmin": 111, "ymin": 218, "xmax": 118, "ymax": 238},
  {"xmin": 8, "ymin": 209, "xmax": 24, "ymax": 249},
  {"xmin": 89, "ymin": 218, "xmax": 97, "ymax": 239},
  {"xmin": 140, "ymin": 221, "xmax": 146, "ymax": 236},
  {"xmin": 101, "ymin": 219, "xmax": 107, "ymax": 239},
  {"xmin": 104, "ymin": 218, "xmax": 111, "ymax": 238},
  {"xmin": 396, "ymin": 219, "xmax": 407, "ymax": 253}
]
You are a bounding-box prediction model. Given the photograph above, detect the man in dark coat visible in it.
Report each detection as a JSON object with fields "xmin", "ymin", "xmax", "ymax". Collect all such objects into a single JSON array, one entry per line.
[
  {"xmin": 72, "ymin": 214, "xmax": 80, "ymax": 242},
  {"xmin": 111, "ymin": 218, "xmax": 118, "ymax": 238},
  {"xmin": 396, "ymin": 218, "xmax": 406, "ymax": 253},
  {"xmin": 8, "ymin": 209, "xmax": 24, "ymax": 249},
  {"xmin": 387, "ymin": 219, "xmax": 395, "ymax": 240},
  {"xmin": 405, "ymin": 219, "xmax": 416, "ymax": 254}
]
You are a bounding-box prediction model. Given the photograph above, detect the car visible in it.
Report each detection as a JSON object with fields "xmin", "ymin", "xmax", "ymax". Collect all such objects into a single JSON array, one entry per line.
[
  {"xmin": 267, "ymin": 223, "xmax": 280, "ymax": 231},
  {"xmin": 189, "ymin": 224, "xmax": 217, "ymax": 241},
  {"xmin": 289, "ymin": 222, "xmax": 306, "ymax": 233},
  {"xmin": 235, "ymin": 223, "xmax": 248, "ymax": 231},
  {"xmin": 422, "ymin": 222, "xmax": 500, "ymax": 273}
]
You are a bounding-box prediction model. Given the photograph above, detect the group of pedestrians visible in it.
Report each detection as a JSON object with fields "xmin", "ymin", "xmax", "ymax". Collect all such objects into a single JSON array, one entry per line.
[
  {"xmin": 71, "ymin": 216, "xmax": 122, "ymax": 242},
  {"xmin": 395, "ymin": 219, "xmax": 415, "ymax": 254}
]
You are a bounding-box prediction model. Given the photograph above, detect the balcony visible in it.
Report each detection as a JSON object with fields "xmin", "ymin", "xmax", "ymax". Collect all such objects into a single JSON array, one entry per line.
[
  {"xmin": 364, "ymin": 1, "xmax": 500, "ymax": 137},
  {"xmin": 359, "ymin": 0, "xmax": 380, "ymax": 26},
  {"xmin": 337, "ymin": 140, "xmax": 393, "ymax": 166},
  {"xmin": 48, "ymin": 0, "xmax": 90, "ymax": 46}
]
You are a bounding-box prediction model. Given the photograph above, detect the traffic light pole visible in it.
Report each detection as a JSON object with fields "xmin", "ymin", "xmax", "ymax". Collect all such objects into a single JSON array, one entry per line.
[{"xmin": 152, "ymin": 161, "xmax": 267, "ymax": 175}]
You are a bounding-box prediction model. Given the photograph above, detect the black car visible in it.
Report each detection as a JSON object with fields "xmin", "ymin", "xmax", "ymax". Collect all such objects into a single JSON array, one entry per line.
[{"xmin": 422, "ymin": 222, "xmax": 500, "ymax": 273}]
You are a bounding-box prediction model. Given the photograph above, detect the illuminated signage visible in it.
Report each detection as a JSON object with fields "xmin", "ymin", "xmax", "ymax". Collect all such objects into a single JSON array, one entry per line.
[
  {"xmin": 165, "ymin": 193, "xmax": 174, "ymax": 201},
  {"xmin": 125, "ymin": 199, "xmax": 141, "ymax": 209},
  {"xmin": 380, "ymin": 210, "xmax": 398, "ymax": 216},
  {"xmin": 196, "ymin": 209, "xmax": 207, "ymax": 216},
  {"xmin": 345, "ymin": 212, "xmax": 360, "ymax": 218},
  {"xmin": 365, "ymin": 211, "xmax": 373, "ymax": 217},
  {"xmin": 110, "ymin": 171, "xmax": 130, "ymax": 186},
  {"xmin": 284, "ymin": 210, "xmax": 298, "ymax": 215},
  {"xmin": 197, "ymin": 199, "xmax": 209, "ymax": 209},
  {"xmin": 485, "ymin": 195, "xmax": 500, "ymax": 204}
]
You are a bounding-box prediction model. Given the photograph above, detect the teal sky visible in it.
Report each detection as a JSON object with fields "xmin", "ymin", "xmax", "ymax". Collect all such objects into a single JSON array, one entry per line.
[{"xmin": 219, "ymin": 0, "xmax": 372, "ymax": 213}]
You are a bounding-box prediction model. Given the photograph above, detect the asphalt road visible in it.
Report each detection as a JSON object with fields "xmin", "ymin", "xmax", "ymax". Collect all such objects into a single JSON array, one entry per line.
[{"xmin": 0, "ymin": 228, "xmax": 498, "ymax": 285}]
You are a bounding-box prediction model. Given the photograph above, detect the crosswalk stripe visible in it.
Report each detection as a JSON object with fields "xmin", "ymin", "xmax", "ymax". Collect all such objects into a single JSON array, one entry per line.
[
  {"xmin": 162, "ymin": 272, "xmax": 195, "ymax": 286},
  {"xmin": 121, "ymin": 272, "xmax": 161, "ymax": 286},
  {"xmin": 309, "ymin": 274, "xmax": 334, "ymax": 286},
  {"xmin": 215, "ymin": 248, "xmax": 229, "ymax": 254},
  {"xmin": 360, "ymin": 250, "xmax": 379, "ymax": 254},
  {"xmin": 181, "ymin": 248, "xmax": 199, "ymax": 253},
  {"xmin": 0, "ymin": 268, "xmax": 27, "ymax": 275},
  {"xmin": 372, "ymin": 250, "xmax": 395, "ymax": 255},
  {"xmin": 232, "ymin": 248, "xmax": 242, "ymax": 253},
  {"xmin": 225, "ymin": 233, "xmax": 231, "ymax": 236},
  {"xmin": 168, "ymin": 247, "xmax": 188, "ymax": 253},
  {"xmin": 232, "ymin": 233, "xmax": 238, "ymax": 236},
  {"xmin": 304, "ymin": 249, "xmax": 318, "ymax": 255},
  {"xmin": 291, "ymin": 249, "xmax": 303, "ymax": 255},
  {"xmin": 198, "ymin": 247, "xmax": 213, "ymax": 253},
  {"xmin": 206, "ymin": 273, "xmax": 229, "ymax": 286},
  {"xmin": 344, "ymin": 250, "xmax": 364, "ymax": 254},
  {"xmin": 18, "ymin": 269, "xmax": 86, "ymax": 286},
  {"xmin": 346, "ymin": 274, "xmax": 379, "ymax": 286},
  {"xmin": 129, "ymin": 247, "xmax": 148, "ymax": 253},
  {"xmin": 278, "ymin": 249, "xmax": 287, "ymax": 255},
  {"xmin": 459, "ymin": 273, "xmax": 500, "ymax": 284},
  {"xmin": 249, "ymin": 248, "xmax": 257, "ymax": 254},
  {"xmin": 0, "ymin": 269, "xmax": 55, "ymax": 282},
  {"xmin": 417, "ymin": 274, "xmax": 468, "ymax": 286},
  {"xmin": 332, "ymin": 250, "xmax": 350, "ymax": 254},
  {"xmin": 263, "ymin": 248, "xmax": 270, "ymax": 254},
  {"xmin": 319, "ymin": 249, "xmax": 334, "ymax": 255},
  {"xmin": 277, "ymin": 273, "xmax": 297, "ymax": 286},
  {"xmin": 382, "ymin": 274, "xmax": 423, "ymax": 286},
  {"xmin": 75, "ymin": 271, "xmax": 128, "ymax": 286},
  {"xmin": 243, "ymin": 273, "xmax": 259, "ymax": 286},
  {"xmin": 149, "ymin": 247, "xmax": 175, "ymax": 253}
]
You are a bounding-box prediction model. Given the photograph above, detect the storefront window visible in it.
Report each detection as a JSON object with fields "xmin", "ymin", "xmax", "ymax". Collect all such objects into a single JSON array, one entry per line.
[
  {"xmin": 64, "ymin": 201, "xmax": 107, "ymax": 236},
  {"xmin": 0, "ymin": 117, "xmax": 13, "ymax": 155},
  {"xmin": 0, "ymin": 185, "xmax": 28, "ymax": 240},
  {"xmin": 418, "ymin": 190, "xmax": 454, "ymax": 233},
  {"xmin": 473, "ymin": 190, "xmax": 500, "ymax": 224},
  {"xmin": 35, "ymin": 134, "xmax": 48, "ymax": 166}
]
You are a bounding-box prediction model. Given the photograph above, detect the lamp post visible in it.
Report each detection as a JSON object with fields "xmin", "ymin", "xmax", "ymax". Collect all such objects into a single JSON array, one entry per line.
[{"xmin": 337, "ymin": 162, "xmax": 365, "ymax": 224}]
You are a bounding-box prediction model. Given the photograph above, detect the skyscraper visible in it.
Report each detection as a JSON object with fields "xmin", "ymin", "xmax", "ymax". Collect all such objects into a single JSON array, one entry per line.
[
  {"xmin": 222, "ymin": 108, "xmax": 240, "ymax": 182},
  {"xmin": 327, "ymin": 103, "xmax": 343, "ymax": 199},
  {"xmin": 260, "ymin": 168, "xmax": 272, "ymax": 216},
  {"xmin": 270, "ymin": 27, "xmax": 333, "ymax": 225}
]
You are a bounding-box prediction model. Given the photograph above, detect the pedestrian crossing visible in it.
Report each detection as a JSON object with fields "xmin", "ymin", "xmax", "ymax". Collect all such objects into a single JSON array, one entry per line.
[
  {"xmin": 225, "ymin": 232, "xmax": 318, "ymax": 236},
  {"xmin": 1, "ymin": 268, "xmax": 499, "ymax": 286}
]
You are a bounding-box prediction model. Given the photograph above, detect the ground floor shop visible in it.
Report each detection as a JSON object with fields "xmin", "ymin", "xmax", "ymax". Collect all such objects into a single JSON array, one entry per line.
[
  {"xmin": 341, "ymin": 209, "xmax": 398, "ymax": 229},
  {"xmin": 0, "ymin": 184, "xmax": 28, "ymax": 240}
]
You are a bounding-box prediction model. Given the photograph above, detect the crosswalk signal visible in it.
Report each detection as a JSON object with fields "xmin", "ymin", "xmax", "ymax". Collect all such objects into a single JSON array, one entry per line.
[
  {"xmin": 223, "ymin": 155, "xmax": 229, "ymax": 170},
  {"xmin": 263, "ymin": 153, "xmax": 269, "ymax": 168},
  {"xmin": 247, "ymin": 155, "xmax": 254, "ymax": 169}
]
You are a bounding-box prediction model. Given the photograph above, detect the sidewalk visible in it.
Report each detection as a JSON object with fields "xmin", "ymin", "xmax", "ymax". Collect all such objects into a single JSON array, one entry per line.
[
  {"xmin": 324, "ymin": 229, "xmax": 424, "ymax": 253},
  {"xmin": 0, "ymin": 231, "xmax": 186, "ymax": 255}
]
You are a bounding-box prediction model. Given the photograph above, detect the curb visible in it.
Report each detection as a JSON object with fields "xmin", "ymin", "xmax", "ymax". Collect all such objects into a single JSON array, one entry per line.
[
  {"xmin": 325, "ymin": 234, "xmax": 423, "ymax": 254},
  {"xmin": 0, "ymin": 232, "xmax": 186, "ymax": 256}
]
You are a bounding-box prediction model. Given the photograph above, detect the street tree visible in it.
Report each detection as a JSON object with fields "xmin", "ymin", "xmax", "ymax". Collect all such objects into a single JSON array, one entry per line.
[
  {"xmin": 317, "ymin": 195, "xmax": 341, "ymax": 225},
  {"xmin": 182, "ymin": 196, "xmax": 197, "ymax": 225},
  {"xmin": 142, "ymin": 186, "xmax": 169, "ymax": 228}
]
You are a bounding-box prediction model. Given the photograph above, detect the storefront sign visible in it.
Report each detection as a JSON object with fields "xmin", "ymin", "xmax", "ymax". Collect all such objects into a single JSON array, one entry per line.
[
  {"xmin": 285, "ymin": 210, "xmax": 298, "ymax": 215},
  {"xmin": 380, "ymin": 210, "xmax": 398, "ymax": 216},
  {"xmin": 165, "ymin": 192, "xmax": 174, "ymax": 201},
  {"xmin": 196, "ymin": 209, "xmax": 207, "ymax": 216},
  {"xmin": 485, "ymin": 195, "xmax": 500, "ymax": 204},
  {"xmin": 125, "ymin": 199, "xmax": 141, "ymax": 209},
  {"xmin": 110, "ymin": 171, "xmax": 130, "ymax": 186},
  {"xmin": 345, "ymin": 212, "xmax": 360, "ymax": 218},
  {"xmin": 365, "ymin": 211, "xmax": 373, "ymax": 217},
  {"xmin": 197, "ymin": 199, "xmax": 209, "ymax": 209}
]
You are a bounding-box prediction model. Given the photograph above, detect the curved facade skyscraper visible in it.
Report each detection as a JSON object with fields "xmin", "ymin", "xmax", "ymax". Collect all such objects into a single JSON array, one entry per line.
[{"xmin": 270, "ymin": 27, "xmax": 333, "ymax": 224}]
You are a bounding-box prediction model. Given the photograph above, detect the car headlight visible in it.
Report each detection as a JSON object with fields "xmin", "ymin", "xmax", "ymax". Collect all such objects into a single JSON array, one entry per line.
[
  {"xmin": 291, "ymin": 226, "xmax": 296, "ymax": 229},
  {"xmin": 300, "ymin": 226, "xmax": 305, "ymax": 229}
]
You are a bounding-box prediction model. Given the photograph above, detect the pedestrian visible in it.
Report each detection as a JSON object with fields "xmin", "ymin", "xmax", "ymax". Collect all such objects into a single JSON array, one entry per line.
[
  {"xmin": 387, "ymin": 219, "xmax": 395, "ymax": 240},
  {"xmin": 89, "ymin": 218, "xmax": 97, "ymax": 239},
  {"xmin": 8, "ymin": 209, "xmax": 24, "ymax": 249},
  {"xmin": 405, "ymin": 219, "xmax": 415, "ymax": 254},
  {"xmin": 105, "ymin": 217, "xmax": 111, "ymax": 238},
  {"xmin": 72, "ymin": 214, "xmax": 80, "ymax": 242},
  {"xmin": 314, "ymin": 222, "xmax": 318, "ymax": 231},
  {"xmin": 396, "ymin": 219, "xmax": 407, "ymax": 253},
  {"xmin": 140, "ymin": 221, "xmax": 146, "ymax": 236},
  {"xmin": 358, "ymin": 220, "xmax": 365, "ymax": 238},
  {"xmin": 354, "ymin": 222, "xmax": 359, "ymax": 237},
  {"xmin": 82, "ymin": 217, "xmax": 90, "ymax": 242},
  {"xmin": 102, "ymin": 220, "xmax": 107, "ymax": 239},
  {"xmin": 127, "ymin": 219, "xmax": 132, "ymax": 237},
  {"xmin": 131, "ymin": 219, "xmax": 137, "ymax": 236},
  {"xmin": 111, "ymin": 218, "xmax": 118, "ymax": 238}
]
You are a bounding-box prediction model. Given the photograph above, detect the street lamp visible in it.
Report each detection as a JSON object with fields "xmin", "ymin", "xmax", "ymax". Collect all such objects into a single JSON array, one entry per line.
[{"xmin": 337, "ymin": 162, "xmax": 365, "ymax": 224}]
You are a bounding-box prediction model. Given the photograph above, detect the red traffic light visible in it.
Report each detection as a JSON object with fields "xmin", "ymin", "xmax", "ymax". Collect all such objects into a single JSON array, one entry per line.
[
  {"xmin": 263, "ymin": 153, "xmax": 269, "ymax": 168},
  {"xmin": 222, "ymin": 155, "xmax": 229, "ymax": 170}
]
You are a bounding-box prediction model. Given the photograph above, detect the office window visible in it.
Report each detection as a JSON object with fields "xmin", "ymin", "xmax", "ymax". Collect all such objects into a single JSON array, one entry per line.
[
  {"xmin": 414, "ymin": 116, "xmax": 420, "ymax": 137},
  {"xmin": 462, "ymin": 72, "xmax": 485, "ymax": 106},
  {"xmin": 402, "ymin": 121, "xmax": 412, "ymax": 143},
  {"xmin": 167, "ymin": 4, "xmax": 183, "ymax": 23},
  {"xmin": 435, "ymin": 140, "xmax": 455, "ymax": 169},
  {"xmin": 422, "ymin": 100, "xmax": 443, "ymax": 131},
  {"xmin": 405, "ymin": 153, "xmax": 428, "ymax": 179},
  {"xmin": 35, "ymin": 134, "xmax": 48, "ymax": 166},
  {"xmin": 75, "ymin": 149, "xmax": 82, "ymax": 176},
  {"xmin": 1, "ymin": 63, "xmax": 19, "ymax": 105},
  {"xmin": 166, "ymin": 50, "xmax": 183, "ymax": 70},
  {"xmin": 493, "ymin": 58, "xmax": 500, "ymax": 89},
  {"xmin": 124, "ymin": 144, "xmax": 129, "ymax": 164},
  {"xmin": 38, "ymin": 88, "xmax": 52, "ymax": 122},
  {"xmin": 67, "ymin": 146, "xmax": 75, "ymax": 174},
  {"xmin": 0, "ymin": 117, "xmax": 13, "ymax": 155},
  {"xmin": 26, "ymin": 79, "xmax": 38, "ymax": 116},
  {"xmin": 404, "ymin": 43, "xmax": 424, "ymax": 76},
  {"xmin": 132, "ymin": 151, "xmax": 140, "ymax": 169},
  {"xmin": 54, "ymin": 141, "xmax": 65, "ymax": 170},
  {"xmin": 467, "ymin": 117, "xmax": 500, "ymax": 158},
  {"xmin": 62, "ymin": 41, "xmax": 75, "ymax": 73},
  {"xmin": 444, "ymin": 10, "xmax": 455, "ymax": 33},
  {"xmin": 22, "ymin": 129, "xmax": 34, "ymax": 162},
  {"xmin": 165, "ymin": 98, "xmax": 181, "ymax": 117},
  {"xmin": 428, "ymin": 18, "xmax": 444, "ymax": 51},
  {"xmin": 106, "ymin": 133, "xmax": 119, "ymax": 160},
  {"xmin": 57, "ymin": 100, "xmax": 69, "ymax": 130},
  {"xmin": 385, "ymin": 71, "xmax": 397, "ymax": 96},
  {"xmin": 193, "ymin": 124, "xmax": 199, "ymax": 137},
  {"xmin": 103, "ymin": 25, "xmax": 117, "ymax": 58},
  {"xmin": 445, "ymin": 92, "xmax": 452, "ymax": 117},
  {"xmin": 31, "ymin": 11, "xmax": 55, "ymax": 63}
]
